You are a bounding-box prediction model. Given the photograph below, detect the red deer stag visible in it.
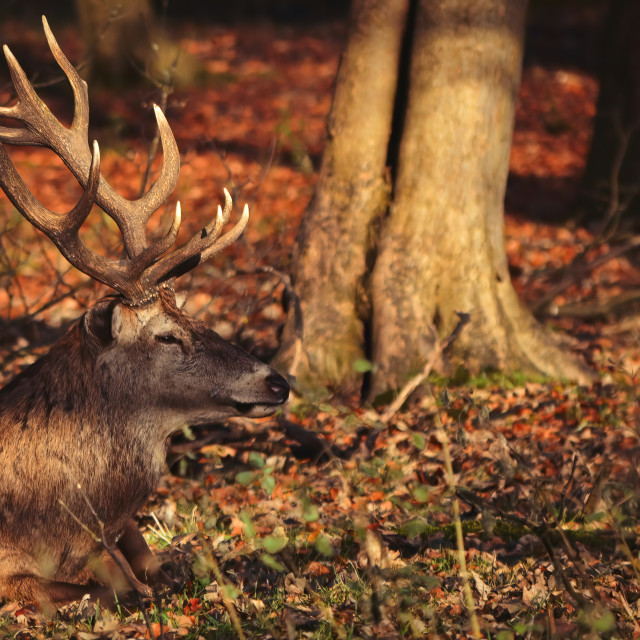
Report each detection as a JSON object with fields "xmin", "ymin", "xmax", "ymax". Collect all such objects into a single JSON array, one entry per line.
[{"xmin": 0, "ymin": 17, "xmax": 289, "ymax": 609}]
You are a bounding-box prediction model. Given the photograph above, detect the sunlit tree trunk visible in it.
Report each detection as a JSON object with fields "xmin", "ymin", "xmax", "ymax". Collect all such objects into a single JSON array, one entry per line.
[
  {"xmin": 277, "ymin": 0, "xmax": 410, "ymax": 391},
  {"xmin": 278, "ymin": 0, "xmax": 593, "ymax": 398},
  {"xmin": 369, "ymin": 0, "xmax": 592, "ymax": 395}
]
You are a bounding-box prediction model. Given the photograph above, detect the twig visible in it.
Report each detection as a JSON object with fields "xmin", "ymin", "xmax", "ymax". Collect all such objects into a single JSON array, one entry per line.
[
  {"xmin": 558, "ymin": 454, "xmax": 579, "ymax": 520},
  {"xmin": 205, "ymin": 551, "xmax": 247, "ymax": 640},
  {"xmin": 60, "ymin": 486, "xmax": 162, "ymax": 640},
  {"xmin": 378, "ymin": 312, "xmax": 470, "ymax": 424},
  {"xmin": 26, "ymin": 283, "xmax": 86, "ymax": 321},
  {"xmin": 234, "ymin": 265, "xmax": 305, "ymax": 382},
  {"xmin": 256, "ymin": 266, "xmax": 304, "ymax": 378},
  {"xmin": 246, "ymin": 137, "xmax": 277, "ymax": 214},
  {"xmin": 458, "ymin": 469, "xmax": 607, "ymax": 612},
  {"xmin": 437, "ymin": 428, "xmax": 482, "ymax": 638},
  {"xmin": 542, "ymin": 491, "xmax": 602, "ymax": 608},
  {"xmin": 598, "ymin": 112, "xmax": 640, "ymax": 239},
  {"xmin": 455, "ymin": 485, "xmax": 591, "ymax": 609},
  {"xmin": 608, "ymin": 505, "xmax": 640, "ymax": 586},
  {"xmin": 537, "ymin": 529, "xmax": 591, "ymax": 608}
]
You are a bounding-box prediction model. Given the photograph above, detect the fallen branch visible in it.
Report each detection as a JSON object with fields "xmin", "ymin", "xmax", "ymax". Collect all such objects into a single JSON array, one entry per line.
[
  {"xmin": 378, "ymin": 312, "xmax": 470, "ymax": 425},
  {"xmin": 279, "ymin": 419, "xmax": 368, "ymax": 461},
  {"xmin": 552, "ymin": 288, "xmax": 640, "ymax": 319},
  {"xmin": 534, "ymin": 235, "xmax": 640, "ymax": 316}
]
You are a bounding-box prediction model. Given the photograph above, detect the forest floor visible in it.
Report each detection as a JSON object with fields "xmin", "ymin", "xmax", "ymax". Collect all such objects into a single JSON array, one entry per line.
[{"xmin": 1, "ymin": 10, "xmax": 640, "ymax": 640}]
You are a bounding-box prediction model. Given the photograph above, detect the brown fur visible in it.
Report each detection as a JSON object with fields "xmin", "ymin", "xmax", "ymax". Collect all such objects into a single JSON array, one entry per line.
[{"xmin": 0, "ymin": 289, "xmax": 288, "ymax": 608}]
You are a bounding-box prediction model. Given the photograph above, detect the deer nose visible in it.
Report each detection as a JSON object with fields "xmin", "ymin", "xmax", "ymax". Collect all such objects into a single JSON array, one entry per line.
[{"xmin": 266, "ymin": 372, "xmax": 290, "ymax": 403}]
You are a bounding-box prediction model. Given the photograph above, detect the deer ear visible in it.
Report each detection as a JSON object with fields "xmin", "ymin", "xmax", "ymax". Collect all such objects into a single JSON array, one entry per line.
[
  {"xmin": 84, "ymin": 298, "xmax": 119, "ymax": 345},
  {"xmin": 111, "ymin": 304, "xmax": 124, "ymax": 340},
  {"xmin": 175, "ymin": 290, "xmax": 188, "ymax": 309}
]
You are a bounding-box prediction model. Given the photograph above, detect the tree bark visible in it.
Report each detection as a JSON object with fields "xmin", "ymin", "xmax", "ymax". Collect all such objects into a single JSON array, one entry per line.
[
  {"xmin": 75, "ymin": 0, "xmax": 154, "ymax": 86},
  {"xmin": 368, "ymin": 0, "xmax": 592, "ymax": 397},
  {"xmin": 277, "ymin": 0, "xmax": 410, "ymax": 391},
  {"xmin": 277, "ymin": 0, "xmax": 594, "ymax": 398},
  {"xmin": 75, "ymin": 0, "xmax": 196, "ymax": 89}
]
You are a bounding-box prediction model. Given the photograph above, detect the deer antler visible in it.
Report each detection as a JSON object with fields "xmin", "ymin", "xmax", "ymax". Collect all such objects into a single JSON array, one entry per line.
[{"xmin": 0, "ymin": 16, "xmax": 248, "ymax": 304}]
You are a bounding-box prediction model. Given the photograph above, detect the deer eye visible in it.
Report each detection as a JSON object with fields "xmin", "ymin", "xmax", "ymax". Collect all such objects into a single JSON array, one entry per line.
[{"xmin": 155, "ymin": 333, "xmax": 183, "ymax": 347}]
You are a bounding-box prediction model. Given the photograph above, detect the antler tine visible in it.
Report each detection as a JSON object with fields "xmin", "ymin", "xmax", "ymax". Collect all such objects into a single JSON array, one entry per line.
[
  {"xmin": 130, "ymin": 201, "xmax": 182, "ymax": 275},
  {"xmin": 143, "ymin": 106, "xmax": 181, "ymax": 225},
  {"xmin": 41, "ymin": 16, "xmax": 89, "ymax": 137},
  {"xmin": 184, "ymin": 187, "xmax": 236, "ymax": 252},
  {"xmin": 140, "ymin": 195, "xmax": 249, "ymax": 288},
  {"xmin": 0, "ymin": 140, "xmax": 134, "ymax": 295},
  {"xmin": 0, "ymin": 45, "xmax": 58, "ymax": 147},
  {"xmin": 0, "ymin": 19, "xmax": 249, "ymax": 304},
  {"xmin": 0, "ymin": 140, "xmax": 96, "ymax": 237},
  {"xmin": 200, "ymin": 203, "xmax": 249, "ymax": 262},
  {"xmin": 220, "ymin": 188, "xmax": 233, "ymax": 225},
  {"xmin": 60, "ymin": 140, "xmax": 101, "ymax": 235},
  {"xmin": 0, "ymin": 20, "xmax": 180, "ymax": 260}
]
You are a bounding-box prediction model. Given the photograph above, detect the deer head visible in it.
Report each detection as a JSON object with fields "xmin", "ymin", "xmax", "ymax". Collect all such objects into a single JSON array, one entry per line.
[
  {"xmin": 0, "ymin": 15, "xmax": 289, "ymax": 420},
  {"xmin": 0, "ymin": 15, "xmax": 289, "ymax": 419}
]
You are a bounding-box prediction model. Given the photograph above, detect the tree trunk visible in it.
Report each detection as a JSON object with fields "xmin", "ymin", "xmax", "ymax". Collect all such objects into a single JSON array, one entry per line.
[
  {"xmin": 76, "ymin": 0, "xmax": 154, "ymax": 86},
  {"xmin": 368, "ymin": 0, "xmax": 592, "ymax": 397},
  {"xmin": 277, "ymin": 0, "xmax": 594, "ymax": 398},
  {"xmin": 277, "ymin": 0, "xmax": 410, "ymax": 392},
  {"xmin": 75, "ymin": 0, "xmax": 195, "ymax": 89}
]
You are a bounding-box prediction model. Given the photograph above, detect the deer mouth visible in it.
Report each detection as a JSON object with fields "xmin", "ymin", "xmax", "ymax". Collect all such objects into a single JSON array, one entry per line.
[
  {"xmin": 231, "ymin": 373, "xmax": 290, "ymax": 416},
  {"xmin": 232, "ymin": 397, "xmax": 288, "ymax": 418}
]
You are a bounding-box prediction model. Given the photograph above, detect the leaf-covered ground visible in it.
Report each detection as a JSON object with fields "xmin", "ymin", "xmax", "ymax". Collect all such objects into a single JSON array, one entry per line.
[{"xmin": 1, "ymin": 11, "xmax": 640, "ymax": 640}]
